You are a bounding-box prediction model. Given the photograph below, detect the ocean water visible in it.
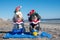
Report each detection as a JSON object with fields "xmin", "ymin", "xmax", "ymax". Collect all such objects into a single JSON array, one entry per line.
[
  {"xmin": 41, "ymin": 19, "xmax": 60, "ymax": 23},
  {"xmin": 24, "ymin": 19, "xmax": 60, "ymax": 24}
]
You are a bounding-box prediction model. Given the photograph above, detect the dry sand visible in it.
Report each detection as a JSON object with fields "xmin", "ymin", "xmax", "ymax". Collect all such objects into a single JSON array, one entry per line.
[{"xmin": 0, "ymin": 20, "xmax": 60, "ymax": 40}]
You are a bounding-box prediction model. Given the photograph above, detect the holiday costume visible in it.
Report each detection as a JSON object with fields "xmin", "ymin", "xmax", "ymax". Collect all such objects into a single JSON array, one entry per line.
[
  {"xmin": 27, "ymin": 10, "xmax": 41, "ymax": 34},
  {"xmin": 13, "ymin": 6, "xmax": 25, "ymax": 33}
]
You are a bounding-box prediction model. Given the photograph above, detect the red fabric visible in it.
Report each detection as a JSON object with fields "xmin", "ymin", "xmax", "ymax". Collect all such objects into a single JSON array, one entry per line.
[
  {"xmin": 29, "ymin": 12, "xmax": 33, "ymax": 15},
  {"xmin": 31, "ymin": 10, "xmax": 35, "ymax": 14},
  {"xmin": 28, "ymin": 10, "xmax": 35, "ymax": 16},
  {"xmin": 16, "ymin": 6, "xmax": 20, "ymax": 11},
  {"xmin": 17, "ymin": 20, "xmax": 23, "ymax": 23},
  {"xmin": 32, "ymin": 20, "xmax": 39, "ymax": 23}
]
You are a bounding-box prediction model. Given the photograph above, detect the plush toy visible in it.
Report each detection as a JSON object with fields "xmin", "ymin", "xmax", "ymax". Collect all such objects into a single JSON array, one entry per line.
[
  {"xmin": 12, "ymin": 6, "xmax": 25, "ymax": 34},
  {"xmin": 32, "ymin": 29, "xmax": 38, "ymax": 36},
  {"xmin": 13, "ymin": 6, "xmax": 23, "ymax": 23},
  {"xmin": 28, "ymin": 10, "xmax": 41, "ymax": 33},
  {"xmin": 33, "ymin": 32, "xmax": 38, "ymax": 36}
]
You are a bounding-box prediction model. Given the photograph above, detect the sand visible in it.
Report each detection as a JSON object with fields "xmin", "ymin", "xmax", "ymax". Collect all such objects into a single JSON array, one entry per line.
[{"xmin": 0, "ymin": 21, "xmax": 60, "ymax": 40}]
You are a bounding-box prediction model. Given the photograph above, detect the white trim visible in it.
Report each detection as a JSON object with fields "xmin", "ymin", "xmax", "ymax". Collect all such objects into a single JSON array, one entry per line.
[
  {"xmin": 13, "ymin": 22, "xmax": 23, "ymax": 24},
  {"xmin": 30, "ymin": 20, "xmax": 40, "ymax": 24}
]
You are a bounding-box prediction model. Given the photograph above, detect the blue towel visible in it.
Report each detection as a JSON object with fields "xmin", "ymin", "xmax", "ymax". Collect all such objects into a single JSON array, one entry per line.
[
  {"xmin": 40, "ymin": 32, "xmax": 52, "ymax": 38},
  {"xmin": 3, "ymin": 32, "xmax": 52, "ymax": 39}
]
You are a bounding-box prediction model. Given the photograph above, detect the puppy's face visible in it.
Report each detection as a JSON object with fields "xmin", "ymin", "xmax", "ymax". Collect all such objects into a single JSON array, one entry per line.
[
  {"xmin": 32, "ymin": 15, "xmax": 38, "ymax": 20},
  {"xmin": 16, "ymin": 15, "xmax": 22, "ymax": 21}
]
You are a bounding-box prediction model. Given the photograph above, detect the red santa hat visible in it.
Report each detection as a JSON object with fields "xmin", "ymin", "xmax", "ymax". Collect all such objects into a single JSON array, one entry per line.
[
  {"xmin": 15, "ymin": 6, "xmax": 22, "ymax": 11},
  {"xmin": 28, "ymin": 10, "xmax": 35, "ymax": 16},
  {"xmin": 31, "ymin": 10, "xmax": 35, "ymax": 13}
]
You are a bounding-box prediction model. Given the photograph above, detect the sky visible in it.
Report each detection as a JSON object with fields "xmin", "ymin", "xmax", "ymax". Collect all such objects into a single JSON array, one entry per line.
[{"xmin": 0, "ymin": 0, "xmax": 60, "ymax": 20}]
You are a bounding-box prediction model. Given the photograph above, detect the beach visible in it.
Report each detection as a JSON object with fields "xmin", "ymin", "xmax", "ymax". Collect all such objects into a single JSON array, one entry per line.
[{"xmin": 0, "ymin": 19, "xmax": 60, "ymax": 40}]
